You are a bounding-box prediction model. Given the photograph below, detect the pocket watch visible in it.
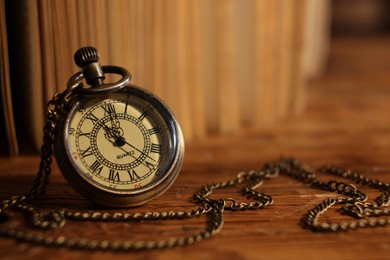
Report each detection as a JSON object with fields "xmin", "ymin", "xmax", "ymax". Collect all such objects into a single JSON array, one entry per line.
[{"xmin": 54, "ymin": 47, "xmax": 184, "ymax": 207}]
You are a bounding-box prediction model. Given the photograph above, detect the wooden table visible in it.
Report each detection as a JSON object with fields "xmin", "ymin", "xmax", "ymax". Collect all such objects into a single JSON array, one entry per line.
[{"xmin": 1, "ymin": 36, "xmax": 390, "ymax": 259}]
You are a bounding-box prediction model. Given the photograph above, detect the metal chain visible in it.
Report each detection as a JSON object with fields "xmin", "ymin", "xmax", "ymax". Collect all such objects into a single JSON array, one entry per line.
[
  {"xmin": 0, "ymin": 89, "xmax": 389, "ymax": 251},
  {"xmin": 264, "ymin": 158, "xmax": 390, "ymax": 232},
  {"xmin": 0, "ymin": 86, "xmax": 273, "ymax": 251}
]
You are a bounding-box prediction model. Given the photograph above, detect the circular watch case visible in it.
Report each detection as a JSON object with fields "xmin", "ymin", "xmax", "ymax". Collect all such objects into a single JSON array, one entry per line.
[{"xmin": 55, "ymin": 85, "xmax": 184, "ymax": 207}]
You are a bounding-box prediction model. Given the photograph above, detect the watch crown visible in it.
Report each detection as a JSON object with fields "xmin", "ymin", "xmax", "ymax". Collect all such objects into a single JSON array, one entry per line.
[
  {"xmin": 74, "ymin": 46, "xmax": 100, "ymax": 67},
  {"xmin": 74, "ymin": 46, "xmax": 105, "ymax": 87}
]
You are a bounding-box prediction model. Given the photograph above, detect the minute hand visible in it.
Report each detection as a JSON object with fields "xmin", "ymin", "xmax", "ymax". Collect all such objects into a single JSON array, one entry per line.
[{"xmin": 117, "ymin": 136, "xmax": 156, "ymax": 162}]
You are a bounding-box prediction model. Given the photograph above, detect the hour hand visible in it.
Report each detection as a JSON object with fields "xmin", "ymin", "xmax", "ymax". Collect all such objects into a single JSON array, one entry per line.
[
  {"xmin": 109, "ymin": 113, "xmax": 121, "ymax": 130},
  {"xmin": 101, "ymin": 123, "xmax": 122, "ymax": 142}
]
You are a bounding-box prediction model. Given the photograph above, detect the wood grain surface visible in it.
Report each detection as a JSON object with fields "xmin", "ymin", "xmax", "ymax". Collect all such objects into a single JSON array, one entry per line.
[{"xmin": 1, "ymin": 36, "xmax": 390, "ymax": 259}]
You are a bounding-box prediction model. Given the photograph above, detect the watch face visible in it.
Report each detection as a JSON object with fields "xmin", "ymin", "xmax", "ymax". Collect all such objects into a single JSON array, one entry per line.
[{"xmin": 56, "ymin": 85, "xmax": 183, "ymax": 206}]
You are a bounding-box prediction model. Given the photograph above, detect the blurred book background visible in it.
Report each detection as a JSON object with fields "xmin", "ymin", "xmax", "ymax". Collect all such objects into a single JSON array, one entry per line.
[{"xmin": 0, "ymin": 0, "xmax": 388, "ymax": 155}]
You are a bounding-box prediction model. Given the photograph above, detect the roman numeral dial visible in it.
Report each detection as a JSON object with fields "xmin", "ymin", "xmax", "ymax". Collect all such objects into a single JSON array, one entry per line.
[
  {"xmin": 64, "ymin": 86, "xmax": 182, "ymax": 207},
  {"xmin": 73, "ymin": 95, "xmax": 167, "ymax": 185}
]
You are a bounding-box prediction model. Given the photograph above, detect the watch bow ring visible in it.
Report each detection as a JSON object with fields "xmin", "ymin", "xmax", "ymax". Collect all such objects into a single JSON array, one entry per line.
[{"xmin": 66, "ymin": 46, "xmax": 132, "ymax": 95}]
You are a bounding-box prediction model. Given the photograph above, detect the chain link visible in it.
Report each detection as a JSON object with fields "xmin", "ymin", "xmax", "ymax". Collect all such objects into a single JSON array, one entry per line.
[{"xmin": 0, "ymin": 88, "xmax": 389, "ymax": 250}]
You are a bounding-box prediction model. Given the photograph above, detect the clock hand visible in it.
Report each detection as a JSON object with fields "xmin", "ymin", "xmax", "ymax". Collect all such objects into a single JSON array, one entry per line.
[
  {"xmin": 109, "ymin": 135, "xmax": 157, "ymax": 168},
  {"xmin": 99, "ymin": 121, "xmax": 157, "ymax": 163},
  {"xmin": 116, "ymin": 136, "xmax": 156, "ymax": 162},
  {"xmin": 100, "ymin": 122, "xmax": 123, "ymax": 141},
  {"xmin": 103, "ymin": 125, "xmax": 117, "ymax": 139}
]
